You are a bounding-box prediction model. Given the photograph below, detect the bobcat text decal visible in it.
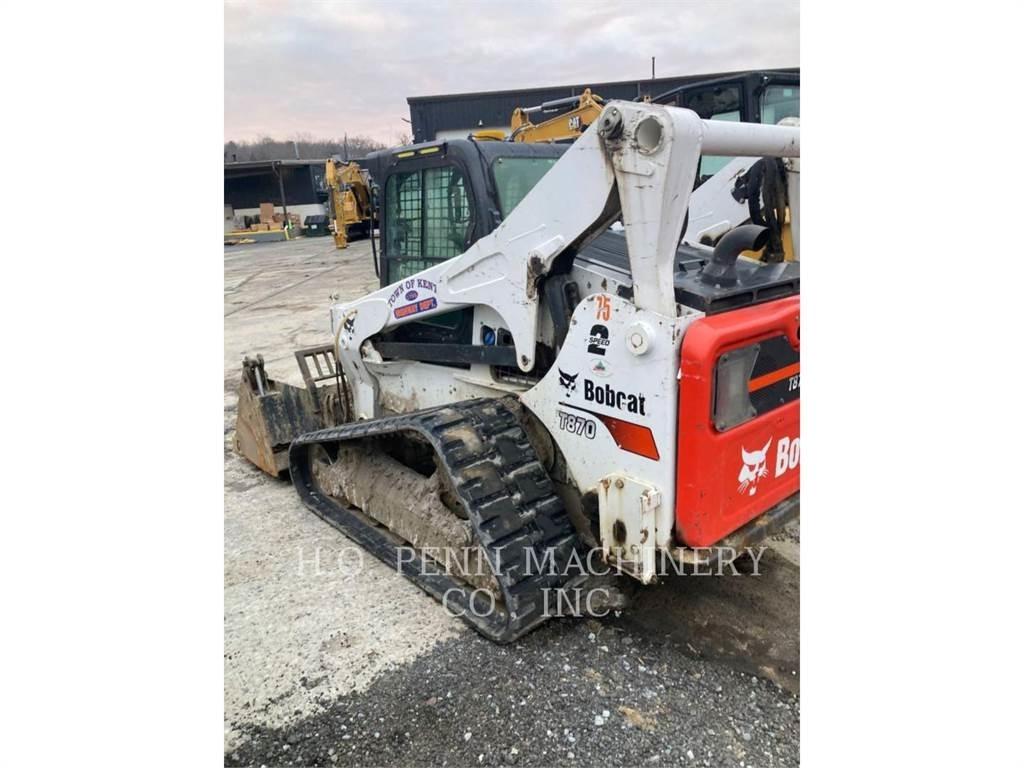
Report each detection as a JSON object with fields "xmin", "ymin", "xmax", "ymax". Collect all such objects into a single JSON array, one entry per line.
[
  {"xmin": 557, "ymin": 371, "xmax": 647, "ymax": 415},
  {"xmin": 583, "ymin": 380, "xmax": 646, "ymax": 415}
]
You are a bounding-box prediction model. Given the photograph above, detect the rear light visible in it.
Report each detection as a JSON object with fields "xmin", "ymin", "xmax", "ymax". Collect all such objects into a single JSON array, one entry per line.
[{"xmin": 713, "ymin": 344, "xmax": 759, "ymax": 431}]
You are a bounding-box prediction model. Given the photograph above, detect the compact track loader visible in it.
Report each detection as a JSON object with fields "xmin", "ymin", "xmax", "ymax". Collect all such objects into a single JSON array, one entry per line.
[{"xmin": 234, "ymin": 101, "xmax": 800, "ymax": 642}]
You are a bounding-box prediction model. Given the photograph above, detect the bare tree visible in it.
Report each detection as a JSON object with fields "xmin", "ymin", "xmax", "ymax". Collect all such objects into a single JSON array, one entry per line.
[{"xmin": 224, "ymin": 135, "xmax": 389, "ymax": 162}]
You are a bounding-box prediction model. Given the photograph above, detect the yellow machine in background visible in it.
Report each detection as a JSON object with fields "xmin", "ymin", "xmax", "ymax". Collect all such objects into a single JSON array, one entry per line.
[
  {"xmin": 509, "ymin": 88, "xmax": 604, "ymax": 143},
  {"xmin": 471, "ymin": 88, "xmax": 605, "ymax": 143},
  {"xmin": 325, "ymin": 158, "xmax": 373, "ymax": 249}
]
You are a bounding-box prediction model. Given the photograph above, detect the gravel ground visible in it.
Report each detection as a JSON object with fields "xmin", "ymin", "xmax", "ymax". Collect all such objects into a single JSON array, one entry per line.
[
  {"xmin": 225, "ymin": 618, "xmax": 798, "ymax": 768},
  {"xmin": 224, "ymin": 238, "xmax": 466, "ymax": 750}
]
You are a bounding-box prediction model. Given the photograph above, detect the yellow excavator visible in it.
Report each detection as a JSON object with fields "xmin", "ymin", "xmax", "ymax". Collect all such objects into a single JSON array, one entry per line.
[
  {"xmin": 474, "ymin": 88, "xmax": 606, "ymax": 144},
  {"xmin": 325, "ymin": 158, "xmax": 373, "ymax": 249}
]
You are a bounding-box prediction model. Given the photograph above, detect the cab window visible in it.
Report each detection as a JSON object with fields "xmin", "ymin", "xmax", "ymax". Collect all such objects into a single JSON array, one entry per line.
[
  {"xmin": 761, "ymin": 85, "xmax": 800, "ymax": 124},
  {"xmin": 492, "ymin": 157, "xmax": 559, "ymax": 218},
  {"xmin": 384, "ymin": 165, "xmax": 474, "ymax": 284}
]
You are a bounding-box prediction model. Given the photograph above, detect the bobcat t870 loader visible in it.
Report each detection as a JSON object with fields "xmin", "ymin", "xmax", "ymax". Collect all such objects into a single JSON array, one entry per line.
[{"xmin": 234, "ymin": 101, "xmax": 801, "ymax": 642}]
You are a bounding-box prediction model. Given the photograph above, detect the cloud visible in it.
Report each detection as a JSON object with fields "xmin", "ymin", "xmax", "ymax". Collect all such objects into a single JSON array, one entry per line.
[{"xmin": 224, "ymin": 0, "xmax": 798, "ymax": 144}]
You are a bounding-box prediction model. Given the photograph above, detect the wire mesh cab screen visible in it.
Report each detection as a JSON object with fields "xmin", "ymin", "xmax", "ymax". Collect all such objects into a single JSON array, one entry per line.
[{"xmin": 383, "ymin": 165, "xmax": 473, "ymax": 284}]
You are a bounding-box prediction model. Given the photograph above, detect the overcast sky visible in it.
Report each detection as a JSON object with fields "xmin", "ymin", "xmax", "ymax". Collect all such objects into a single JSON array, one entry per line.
[{"xmin": 225, "ymin": 0, "xmax": 798, "ymax": 144}]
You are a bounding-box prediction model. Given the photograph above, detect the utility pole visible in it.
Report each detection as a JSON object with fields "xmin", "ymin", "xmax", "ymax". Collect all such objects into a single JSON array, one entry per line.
[{"xmin": 651, "ymin": 56, "xmax": 656, "ymax": 80}]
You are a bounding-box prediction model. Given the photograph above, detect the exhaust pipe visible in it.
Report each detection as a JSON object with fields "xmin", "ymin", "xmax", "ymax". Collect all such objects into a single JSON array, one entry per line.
[{"xmin": 700, "ymin": 224, "xmax": 769, "ymax": 286}]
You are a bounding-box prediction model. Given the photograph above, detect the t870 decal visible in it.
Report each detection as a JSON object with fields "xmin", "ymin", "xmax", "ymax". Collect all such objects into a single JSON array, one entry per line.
[
  {"xmin": 558, "ymin": 402, "xmax": 659, "ymax": 461},
  {"xmin": 556, "ymin": 409, "xmax": 597, "ymax": 439}
]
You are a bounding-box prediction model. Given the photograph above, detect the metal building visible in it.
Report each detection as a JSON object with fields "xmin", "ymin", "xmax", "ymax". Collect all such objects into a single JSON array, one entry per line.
[
  {"xmin": 223, "ymin": 159, "xmax": 329, "ymax": 231},
  {"xmin": 407, "ymin": 68, "xmax": 799, "ymax": 142}
]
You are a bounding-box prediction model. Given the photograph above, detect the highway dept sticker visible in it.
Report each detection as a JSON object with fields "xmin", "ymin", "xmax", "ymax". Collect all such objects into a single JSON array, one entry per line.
[
  {"xmin": 387, "ymin": 277, "xmax": 438, "ymax": 319},
  {"xmin": 393, "ymin": 296, "xmax": 437, "ymax": 319}
]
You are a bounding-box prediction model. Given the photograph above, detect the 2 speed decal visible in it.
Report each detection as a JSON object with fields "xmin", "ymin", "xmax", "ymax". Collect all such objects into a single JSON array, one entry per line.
[{"xmin": 586, "ymin": 324, "xmax": 609, "ymax": 356}]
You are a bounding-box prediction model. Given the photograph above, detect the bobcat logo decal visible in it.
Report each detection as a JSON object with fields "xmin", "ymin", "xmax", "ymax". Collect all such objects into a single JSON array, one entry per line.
[
  {"xmin": 558, "ymin": 368, "xmax": 578, "ymax": 396},
  {"xmin": 738, "ymin": 439, "xmax": 772, "ymax": 496}
]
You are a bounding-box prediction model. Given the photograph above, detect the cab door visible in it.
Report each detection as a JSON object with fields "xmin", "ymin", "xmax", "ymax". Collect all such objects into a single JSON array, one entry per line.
[
  {"xmin": 378, "ymin": 152, "xmax": 478, "ymax": 349},
  {"xmin": 382, "ymin": 162, "xmax": 475, "ymax": 285}
]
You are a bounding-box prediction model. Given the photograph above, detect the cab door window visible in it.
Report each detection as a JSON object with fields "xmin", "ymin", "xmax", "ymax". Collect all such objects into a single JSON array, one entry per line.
[
  {"xmin": 761, "ymin": 85, "xmax": 800, "ymax": 125},
  {"xmin": 384, "ymin": 164, "xmax": 473, "ymax": 284}
]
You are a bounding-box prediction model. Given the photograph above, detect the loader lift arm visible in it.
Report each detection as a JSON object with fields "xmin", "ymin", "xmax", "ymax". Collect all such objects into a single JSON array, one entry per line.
[{"xmin": 332, "ymin": 102, "xmax": 799, "ymax": 419}]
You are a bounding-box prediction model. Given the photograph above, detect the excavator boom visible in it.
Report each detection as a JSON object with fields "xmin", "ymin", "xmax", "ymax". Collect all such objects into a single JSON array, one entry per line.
[{"xmin": 508, "ymin": 88, "xmax": 605, "ymax": 143}]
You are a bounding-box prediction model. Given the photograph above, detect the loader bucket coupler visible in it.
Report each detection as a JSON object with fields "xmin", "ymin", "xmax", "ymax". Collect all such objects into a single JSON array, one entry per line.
[{"xmin": 233, "ymin": 355, "xmax": 322, "ymax": 477}]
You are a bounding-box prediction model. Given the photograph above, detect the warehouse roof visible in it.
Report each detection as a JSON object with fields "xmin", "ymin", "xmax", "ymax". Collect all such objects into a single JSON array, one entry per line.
[{"xmin": 224, "ymin": 158, "xmax": 329, "ymax": 173}]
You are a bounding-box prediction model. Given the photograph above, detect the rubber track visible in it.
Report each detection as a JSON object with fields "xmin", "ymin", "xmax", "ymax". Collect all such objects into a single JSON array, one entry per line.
[{"xmin": 289, "ymin": 398, "xmax": 584, "ymax": 643}]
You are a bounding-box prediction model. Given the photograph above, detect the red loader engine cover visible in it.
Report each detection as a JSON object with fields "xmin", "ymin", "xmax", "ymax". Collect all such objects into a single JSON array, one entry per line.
[{"xmin": 676, "ymin": 296, "xmax": 800, "ymax": 547}]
